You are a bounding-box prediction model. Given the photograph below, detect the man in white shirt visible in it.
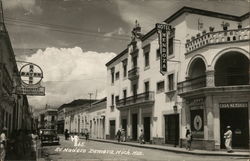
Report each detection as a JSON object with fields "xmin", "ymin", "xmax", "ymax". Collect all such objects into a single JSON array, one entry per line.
[
  {"xmin": 0, "ymin": 127, "xmax": 7, "ymax": 161},
  {"xmin": 224, "ymin": 126, "xmax": 233, "ymax": 153}
]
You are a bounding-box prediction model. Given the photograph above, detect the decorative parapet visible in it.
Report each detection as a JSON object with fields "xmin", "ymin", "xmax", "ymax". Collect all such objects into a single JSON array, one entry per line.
[{"xmin": 185, "ymin": 28, "xmax": 250, "ymax": 54}]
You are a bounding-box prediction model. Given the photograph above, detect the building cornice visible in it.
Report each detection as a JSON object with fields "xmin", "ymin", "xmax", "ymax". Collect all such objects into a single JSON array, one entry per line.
[
  {"xmin": 106, "ymin": 6, "xmax": 249, "ymax": 67},
  {"xmin": 105, "ymin": 48, "xmax": 128, "ymax": 67}
]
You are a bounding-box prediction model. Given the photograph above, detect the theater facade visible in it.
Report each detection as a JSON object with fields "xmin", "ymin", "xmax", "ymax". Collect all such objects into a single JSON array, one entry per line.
[{"xmin": 178, "ymin": 12, "xmax": 250, "ymax": 150}]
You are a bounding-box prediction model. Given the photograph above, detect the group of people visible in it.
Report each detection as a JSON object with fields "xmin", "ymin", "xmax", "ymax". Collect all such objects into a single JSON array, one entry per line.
[
  {"xmin": 64, "ymin": 129, "xmax": 89, "ymax": 141},
  {"xmin": 0, "ymin": 127, "xmax": 38, "ymax": 161},
  {"xmin": 185, "ymin": 125, "xmax": 233, "ymax": 153},
  {"xmin": 116, "ymin": 129, "xmax": 126, "ymax": 142},
  {"xmin": 117, "ymin": 129, "xmax": 145, "ymax": 144}
]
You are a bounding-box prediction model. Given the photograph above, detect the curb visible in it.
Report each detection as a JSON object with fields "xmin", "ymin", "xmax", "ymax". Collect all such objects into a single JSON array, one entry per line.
[{"xmin": 85, "ymin": 138, "xmax": 250, "ymax": 157}]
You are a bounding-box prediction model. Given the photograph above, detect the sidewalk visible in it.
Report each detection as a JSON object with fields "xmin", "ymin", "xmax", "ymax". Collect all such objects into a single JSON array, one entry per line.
[{"xmin": 82, "ymin": 137, "xmax": 250, "ymax": 157}]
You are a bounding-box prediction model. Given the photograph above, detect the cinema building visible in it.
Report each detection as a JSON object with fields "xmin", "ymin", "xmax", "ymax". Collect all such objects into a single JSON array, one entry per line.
[{"xmin": 105, "ymin": 7, "xmax": 250, "ymax": 150}]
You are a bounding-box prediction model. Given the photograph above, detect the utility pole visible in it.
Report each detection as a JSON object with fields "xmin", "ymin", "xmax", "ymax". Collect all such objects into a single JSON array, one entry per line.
[{"xmin": 88, "ymin": 93, "xmax": 93, "ymax": 108}]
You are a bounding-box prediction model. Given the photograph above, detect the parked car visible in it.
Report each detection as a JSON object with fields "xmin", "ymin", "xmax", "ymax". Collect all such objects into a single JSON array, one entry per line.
[{"xmin": 40, "ymin": 129, "xmax": 60, "ymax": 145}]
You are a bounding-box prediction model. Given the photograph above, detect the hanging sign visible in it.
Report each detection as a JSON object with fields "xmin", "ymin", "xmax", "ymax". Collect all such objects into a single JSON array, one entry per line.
[
  {"xmin": 16, "ymin": 86, "xmax": 45, "ymax": 96},
  {"xmin": 156, "ymin": 23, "xmax": 171, "ymax": 75},
  {"xmin": 15, "ymin": 62, "xmax": 45, "ymax": 96}
]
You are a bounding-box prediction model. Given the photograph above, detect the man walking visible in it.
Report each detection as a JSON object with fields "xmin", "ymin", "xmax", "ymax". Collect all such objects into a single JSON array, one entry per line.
[
  {"xmin": 185, "ymin": 127, "xmax": 192, "ymax": 151},
  {"xmin": 116, "ymin": 129, "xmax": 121, "ymax": 142},
  {"xmin": 224, "ymin": 126, "xmax": 233, "ymax": 153}
]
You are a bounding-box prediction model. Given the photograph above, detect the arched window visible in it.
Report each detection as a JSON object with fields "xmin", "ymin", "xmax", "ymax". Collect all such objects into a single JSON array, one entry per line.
[{"xmin": 214, "ymin": 52, "xmax": 249, "ymax": 86}]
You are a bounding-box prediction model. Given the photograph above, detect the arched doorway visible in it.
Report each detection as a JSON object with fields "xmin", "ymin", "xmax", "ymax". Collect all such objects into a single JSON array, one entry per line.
[
  {"xmin": 215, "ymin": 52, "xmax": 250, "ymax": 149},
  {"xmin": 214, "ymin": 52, "xmax": 249, "ymax": 86}
]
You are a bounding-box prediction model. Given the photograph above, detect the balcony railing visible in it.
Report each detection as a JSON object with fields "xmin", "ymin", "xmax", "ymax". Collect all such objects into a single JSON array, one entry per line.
[
  {"xmin": 116, "ymin": 91, "xmax": 155, "ymax": 109},
  {"xmin": 186, "ymin": 28, "xmax": 250, "ymax": 53},
  {"xmin": 177, "ymin": 75, "xmax": 206, "ymax": 94},
  {"xmin": 128, "ymin": 67, "xmax": 139, "ymax": 80}
]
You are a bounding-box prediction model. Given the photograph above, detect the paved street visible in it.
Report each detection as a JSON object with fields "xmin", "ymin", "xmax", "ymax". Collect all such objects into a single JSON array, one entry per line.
[{"xmin": 40, "ymin": 137, "xmax": 246, "ymax": 161}]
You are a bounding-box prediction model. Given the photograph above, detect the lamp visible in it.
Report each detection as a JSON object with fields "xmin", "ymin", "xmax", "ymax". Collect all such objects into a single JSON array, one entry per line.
[{"xmin": 173, "ymin": 105, "xmax": 178, "ymax": 112}]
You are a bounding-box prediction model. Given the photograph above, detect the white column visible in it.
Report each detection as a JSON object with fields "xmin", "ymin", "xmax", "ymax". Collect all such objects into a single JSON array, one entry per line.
[
  {"xmin": 138, "ymin": 107, "xmax": 142, "ymax": 139},
  {"xmin": 128, "ymin": 109, "xmax": 131, "ymax": 140},
  {"xmin": 97, "ymin": 118, "xmax": 100, "ymax": 138}
]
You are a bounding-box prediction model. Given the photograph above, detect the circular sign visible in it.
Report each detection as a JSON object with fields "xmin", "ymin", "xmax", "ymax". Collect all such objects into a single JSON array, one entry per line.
[
  {"xmin": 19, "ymin": 63, "xmax": 43, "ymax": 85},
  {"xmin": 193, "ymin": 115, "xmax": 202, "ymax": 131}
]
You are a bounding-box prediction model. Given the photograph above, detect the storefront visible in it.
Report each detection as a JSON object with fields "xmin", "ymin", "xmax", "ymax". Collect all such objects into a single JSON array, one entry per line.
[
  {"xmin": 183, "ymin": 91, "xmax": 250, "ymax": 150},
  {"xmin": 219, "ymin": 102, "xmax": 249, "ymax": 149}
]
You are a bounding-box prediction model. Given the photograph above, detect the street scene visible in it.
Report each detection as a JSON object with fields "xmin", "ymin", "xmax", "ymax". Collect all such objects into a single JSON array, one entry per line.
[
  {"xmin": 40, "ymin": 136, "xmax": 244, "ymax": 161},
  {"xmin": 0, "ymin": 0, "xmax": 250, "ymax": 161}
]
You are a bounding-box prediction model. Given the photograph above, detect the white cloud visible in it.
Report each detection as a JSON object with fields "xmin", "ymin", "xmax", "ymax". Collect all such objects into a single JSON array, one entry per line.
[
  {"xmin": 3, "ymin": 0, "xmax": 42, "ymax": 15},
  {"xmin": 24, "ymin": 47, "xmax": 116, "ymax": 108}
]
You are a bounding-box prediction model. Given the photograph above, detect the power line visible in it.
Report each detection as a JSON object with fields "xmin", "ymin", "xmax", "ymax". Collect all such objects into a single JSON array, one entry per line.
[
  {"xmin": 4, "ymin": 17, "xmax": 132, "ymax": 41},
  {"xmin": 43, "ymin": 77, "xmax": 106, "ymax": 82}
]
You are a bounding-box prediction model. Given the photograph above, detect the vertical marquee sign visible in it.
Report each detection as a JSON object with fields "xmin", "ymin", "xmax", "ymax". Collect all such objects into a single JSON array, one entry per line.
[{"xmin": 156, "ymin": 23, "xmax": 171, "ymax": 75}]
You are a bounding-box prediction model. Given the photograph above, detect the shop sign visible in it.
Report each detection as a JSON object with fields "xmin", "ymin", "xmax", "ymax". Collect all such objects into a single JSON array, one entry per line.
[
  {"xmin": 219, "ymin": 102, "xmax": 248, "ymax": 108},
  {"xmin": 20, "ymin": 63, "xmax": 43, "ymax": 85},
  {"xmin": 191, "ymin": 109, "xmax": 204, "ymax": 138},
  {"xmin": 16, "ymin": 86, "xmax": 45, "ymax": 96},
  {"xmin": 15, "ymin": 62, "xmax": 45, "ymax": 96},
  {"xmin": 156, "ymin": 23, "xmax": 171, "ymax": 75},
  {"xmin": 189, "ymin": 97, "xmax": 205, "ymax": 109}
]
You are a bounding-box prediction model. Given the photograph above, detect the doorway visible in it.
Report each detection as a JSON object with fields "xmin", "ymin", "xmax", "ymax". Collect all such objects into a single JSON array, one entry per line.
[
  {"xmin": 164, "ymin": 114, "xmax": 179, "ymax": 146},
  {"xmin": 143, "ymin": 117, "xmax": 151, "ymax": 142},
  {"xmin": 109, "ymin": 120, "xmax": 116, "ymax": 140},
  {"xmin": 132, "ymin": 114, "xmax": 138, "ymax": 140},
  {"xmin": 122, "ymin": 119, "xmax": 127, "ymax": 132},
  {"xmin": 220, "ymin": 107, "xmax": 249, "ymax": 149}
]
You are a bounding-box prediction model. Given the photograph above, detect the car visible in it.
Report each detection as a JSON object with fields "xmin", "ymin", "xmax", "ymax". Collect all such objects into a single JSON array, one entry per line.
[{"xmin": 40, "ymin": 129, "xmax": 60, "ymax": 145}]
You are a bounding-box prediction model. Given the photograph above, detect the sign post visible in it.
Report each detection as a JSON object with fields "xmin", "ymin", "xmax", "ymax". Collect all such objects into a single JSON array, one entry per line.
[{"xmin": 156, "ymin": 23, "xmax": 171, "ymax": 75}]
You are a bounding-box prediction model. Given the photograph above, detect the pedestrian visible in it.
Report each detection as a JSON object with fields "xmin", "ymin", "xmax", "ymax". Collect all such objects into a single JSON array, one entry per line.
[
  {"xmin": 121, "ymin": 129, "xmax": 126, "ymax": 142},
  {"xmin": 116, "ymin": 129, "xmax": 121, "ymax": 142},
  {"xmin": 139, "ymin": 129, "xmax": 145, "ymax": 144},
  {"xmin": 71, "ymin": 134, "xmax": 79, "ymax": 146},
  {"xmin": 30, "ymin": 130, "xmax": 38, "ymax": 158},
  {"xmin": 224, "ymin": 126, "xmax": 233, "ymax": 153},
  {"xmin": 85, "ymin": 129, "xmax": 89, "ymax": 141},
  {"xmin": 0, "ymin": 127, "xmax": 7, "ymax": 161},
  {"xmin": 185, "ymin": 128, "xmax": 192, "ymax": 151},
  {"xmin": 65, "ymin": 129, "xmax": 69, "ymax": 140}
]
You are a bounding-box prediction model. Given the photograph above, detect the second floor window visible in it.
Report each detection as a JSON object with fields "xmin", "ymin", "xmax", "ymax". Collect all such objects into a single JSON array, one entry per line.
[
  {"xmin": 132, "ymin": 56, "xmax": 138, "ymax": 68},
  {"xmin": 111, "ymin": 94, "xmax": 114, "ymax": 106},
  {"xmin": 111, "ymin": 67, "xmax": 115, "ymax": 84},
  {"xmin": 115, "ymin": 95, "xmax": 119, "ymax": 104},
  {"xmin": 169, "ymin": 37, "xmax": 174, "ymax": 56},
  {"xmin": 122, "ymin": 59, "xmax": 127, "ymax": 78},
  {"xmin": 144, "ymin": 52, "xmax": 150, "ymax": 68},
  {"xmin": 144, "ymin": 81, "xmax": 149, "ymax": 92},
  {"xmin": 115, "ymin": 72, "xmax": 120, "ymax": 80},
  {"xmin": 156, "ymin": 48, "xmax": 160, "ymax": 60},
  {"xmin": 123, "ymin": 89, "xmax": 127, "ymax": 99},
  {"xmin": 157, "ymin": 81, "xmax": 165, "ymax": 93},
  {"xmin": 168, "ymin": 73, "xmax": 174, "ymax": 91}
]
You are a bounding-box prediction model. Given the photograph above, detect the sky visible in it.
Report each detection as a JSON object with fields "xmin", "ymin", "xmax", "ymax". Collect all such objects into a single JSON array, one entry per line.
[{"xmin": 2, "ymin": 0, "xmax": 249, "ymax": 109}]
